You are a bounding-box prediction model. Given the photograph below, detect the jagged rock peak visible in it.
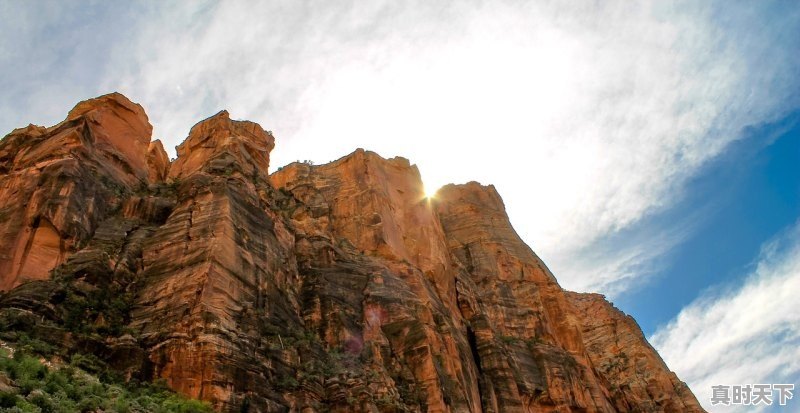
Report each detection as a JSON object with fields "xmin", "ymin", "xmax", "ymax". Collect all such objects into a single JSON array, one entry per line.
[
  {"xmin": 67, "ymin": 91, "xmax": 152, "ymax": 136},
  {"xmin": 270, "ymin": 148, "xmax": 450, "ymax": 281},
  {"xmin": 169, "ymin": 109, "xmax": 275, "ymax": 179},
  {"xmin": 63, "ymin": 92, "xmax": 154, "ymax": 185},
  {"xmin": 345, "ymin": 147, "xmax": 415, "ymax": 168},
  {"xmin": 276, "ymin": 148, "xmax": 416, "ymax": 176},
  {"xmin": 436, "ymin": 181, "xmax": 506, "ymax": 212},
  {"xmin": 1, "ymin": 92, "xmax": 154, "ymax": 185},
  {"xmin": 6, "ymin": 123, "xmax": 47, "ymax": 139}
]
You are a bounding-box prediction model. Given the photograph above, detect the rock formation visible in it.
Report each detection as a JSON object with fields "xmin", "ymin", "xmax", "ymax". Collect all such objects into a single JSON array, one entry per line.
[
  {"xmin": 0, "ymin": 93, "xmax": 704, "ymax": 412},
  {"xmin": 565, "ymin": 293, "xmax": 702, "ymax": 412},
  {"xmin": 0, "ymin": 93, "xmax": 155, "ymax": 291}
]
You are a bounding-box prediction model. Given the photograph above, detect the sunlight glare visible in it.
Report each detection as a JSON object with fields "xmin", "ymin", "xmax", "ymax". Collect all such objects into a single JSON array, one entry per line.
[{"xmin": 423, "ymin": 182, "xmax": 439, "ymax": 199}]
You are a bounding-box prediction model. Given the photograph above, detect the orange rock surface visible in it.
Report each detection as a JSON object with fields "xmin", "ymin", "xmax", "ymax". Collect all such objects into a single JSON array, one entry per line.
[
  {"xmin": 147, "ymin": 139, "xmax": 170, "ymax": 182},
  {"xmin": 169, "ymin": 110, "xmax": 274, "ymax": 179},
  {"xmin": 0, "ymin": 93, "xmax": 154, "ymax": 291},
  {"xmin": 566, "ymin": 292, "xmax": 704, "ymax": 412},
  {"xmin": 0, "ymin": 93, "xmax": 704, "ymax": 413}
]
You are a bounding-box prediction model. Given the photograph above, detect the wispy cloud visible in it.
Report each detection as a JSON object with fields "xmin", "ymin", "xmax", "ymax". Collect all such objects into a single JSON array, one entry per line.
[
  {"xmin": 0, "ymin": 1, "xmax": 147, "ymax": 130},
  {"xmin": 2, "ymin": 1, "xmax": 799, "ymax": 294},
  {"xmin": 650, "ymin": 222, "xmax": 800, "ymax": 412}
]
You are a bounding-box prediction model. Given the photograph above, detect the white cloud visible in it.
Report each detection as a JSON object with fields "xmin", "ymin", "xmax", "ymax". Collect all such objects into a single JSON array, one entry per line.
[
  {"xmin": 650, "ymin": 222, "xmax": 800, "ymax": 412},
  {"xmin": 2, "ymin": 1, "xmax": 799, "ymax": 294}
]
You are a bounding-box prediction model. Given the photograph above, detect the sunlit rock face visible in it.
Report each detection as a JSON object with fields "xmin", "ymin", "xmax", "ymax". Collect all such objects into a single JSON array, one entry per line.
[
  {"xmin": 271, "ymin": 151, "xmax": 481, "ymax": 412},
  {"xmin": 0, "ymin": 93, "xmax": 155, "ymax": 291},
  {"xmin": 169, "ymin": 110, "xmax": 275, "ymax": 179},
  {"xmin": 0, "ymin": 93, "xmax": 704, "ymax": 413},
  {"xmin": 270, "ymin": 150, "xmax": 458, "ymax": 316}
]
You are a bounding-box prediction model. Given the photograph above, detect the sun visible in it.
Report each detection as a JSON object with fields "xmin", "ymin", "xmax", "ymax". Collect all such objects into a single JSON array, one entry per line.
[{"xmin": 423, "ymin": 183, "xmax": 440, "ymax": 200}]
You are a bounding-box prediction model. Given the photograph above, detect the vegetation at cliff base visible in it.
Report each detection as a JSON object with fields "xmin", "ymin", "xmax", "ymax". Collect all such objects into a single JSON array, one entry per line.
[{"xmin": 0, "ymin": 346, "xmax": 212, "ymax": 413}]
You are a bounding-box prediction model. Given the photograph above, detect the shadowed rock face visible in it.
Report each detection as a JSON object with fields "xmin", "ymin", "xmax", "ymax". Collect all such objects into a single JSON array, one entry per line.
[
  {"xmin": 147, "ymin": 139, "xmax": 170, "ymax": 182},
  {"xmin": 0, "ymin": 93, "xmax": 704, "ymax": 413}
]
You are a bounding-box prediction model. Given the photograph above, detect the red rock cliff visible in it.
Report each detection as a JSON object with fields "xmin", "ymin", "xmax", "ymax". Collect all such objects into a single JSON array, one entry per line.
[
  {"xmin": 0, "ymin": 93, "xmax": 159, "ymax": 291},
  {"xmin": 0, "ymin": 93, "xmax": 703, "ymax": 413}
]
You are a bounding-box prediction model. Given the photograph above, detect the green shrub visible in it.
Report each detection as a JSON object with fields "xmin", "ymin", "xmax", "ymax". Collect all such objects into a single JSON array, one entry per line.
[
  {"xmin": 0, "ymin": 392, "xmax": 18, "ymax": 408},
  {"xmin": 159, "ymin": 395, "xmax": 215, "ymax": 413},
  {"xmin": 0, "ymin": 350, "xmax": 213, "ymax": 413},
  {"xmin": 276, "ymin": 376, "xmax": 299, "ymax": 390},
  {"xmin": 498, "ymin": 335, "xmax": 520, "ymax": 344},
  {"xmin": 15, "ymin": 334, "xmax": 55, "ymax": 356}
]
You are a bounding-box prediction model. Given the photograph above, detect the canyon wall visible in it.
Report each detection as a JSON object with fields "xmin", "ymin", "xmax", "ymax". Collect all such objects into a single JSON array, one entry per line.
[{"xmin": 0, "ymin": 93, "xmax": 703, "ymax": 413}]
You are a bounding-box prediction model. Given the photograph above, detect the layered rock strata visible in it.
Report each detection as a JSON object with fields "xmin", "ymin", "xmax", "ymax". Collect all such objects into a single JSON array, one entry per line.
[{"xmin": 0, "ymin": 93, "xmax": 704, "ymax": 413}]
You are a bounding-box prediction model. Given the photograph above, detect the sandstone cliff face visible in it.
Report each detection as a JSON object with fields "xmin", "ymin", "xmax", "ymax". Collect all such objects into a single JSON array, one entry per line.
[
  {"xmin": 147, "ymin": 139, "xmax": 170, "ymax": 182},
  {"xmin": 130, "ymin": 110, "xmax": 303, "ymax": 410},
  {"xmin": 434, "ymin": 183, "xmax": 614, "ymax": 412},
  {"xmin": 271, "ymin": 152, "xmax": 482, "ymax": 412},
  {"xmin": 565, "ymin": 293, "xmax": 704, "ymax": 413},
  {"xmin": 0, "ymin": 93, "xmax": 157, "ymax": 291},
  {"xmin": 0, "ymin": 93, "xmax": 703, "ymax": 413}
]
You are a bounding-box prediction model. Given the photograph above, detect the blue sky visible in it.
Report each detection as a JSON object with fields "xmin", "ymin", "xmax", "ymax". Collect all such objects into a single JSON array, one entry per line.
[
  {"xmin": 620, "ymin": 112, "xmax": 800, "ymax": 335},
  {"xmin": 1, "ymin": 1, "xmax": 799, "ymax": 411},
  {"xmin": 645, "ymin": 113, "xmax": 800, "ymax": 413}
]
